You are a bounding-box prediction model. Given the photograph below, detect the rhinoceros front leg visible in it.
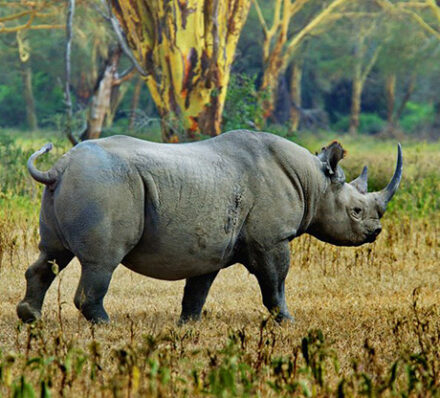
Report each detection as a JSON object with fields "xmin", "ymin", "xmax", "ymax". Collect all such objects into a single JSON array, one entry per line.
[
  {"xmin": 17, "ymin": 250, "xmax": 73, "ymax": 323},
  {"xmin": 247, "ymin": 241, "xmax": 293, "ymax": 323},
  {"xmin": 179, "ymin": 271, "xmax": 219, "ymax": 324},
  {"xmin": 74, "ymin": 262, "xmax": 118, "ymax": 323}
]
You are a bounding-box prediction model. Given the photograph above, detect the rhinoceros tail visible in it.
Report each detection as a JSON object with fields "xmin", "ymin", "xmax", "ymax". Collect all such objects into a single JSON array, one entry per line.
[{"xmin": 27, "ymin": 143, "xmax": 58, "ymax": 186}]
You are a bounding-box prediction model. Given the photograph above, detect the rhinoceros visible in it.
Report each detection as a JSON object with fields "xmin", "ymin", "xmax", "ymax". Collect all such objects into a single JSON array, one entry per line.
[{"xmin": 17, "ymin": 131, "xmax": 402, "ymax": 324}]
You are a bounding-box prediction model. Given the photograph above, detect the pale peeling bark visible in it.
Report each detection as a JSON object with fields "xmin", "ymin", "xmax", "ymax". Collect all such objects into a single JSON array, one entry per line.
[
  {"xmin": 110, "ymin": 0, "xmax": 250, "ymax": 142},
  {"xmin": 0, "ymin": 1, "xmax": 63, "ymax": 34},
  {"xmin": 81, "ymin": 46, "xmax": 132, "ymax": 140}
]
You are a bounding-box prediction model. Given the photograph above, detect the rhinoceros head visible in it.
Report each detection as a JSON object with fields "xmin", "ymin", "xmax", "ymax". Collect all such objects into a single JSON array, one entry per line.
[{"xmin": 307, "ymin": 141, "xmax": 402, "ymax": 247}]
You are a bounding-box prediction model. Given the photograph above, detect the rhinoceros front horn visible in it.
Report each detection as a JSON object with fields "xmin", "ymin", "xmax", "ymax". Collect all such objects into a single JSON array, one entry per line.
[{"xmin": 378, "ymin": 143, "xmax": 403, "ymax": 208}]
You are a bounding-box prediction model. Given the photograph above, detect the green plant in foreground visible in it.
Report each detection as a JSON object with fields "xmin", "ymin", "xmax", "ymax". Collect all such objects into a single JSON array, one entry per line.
[{"xmin": 3, "ymin": 294, "xmax": 440, "ymax": 397}]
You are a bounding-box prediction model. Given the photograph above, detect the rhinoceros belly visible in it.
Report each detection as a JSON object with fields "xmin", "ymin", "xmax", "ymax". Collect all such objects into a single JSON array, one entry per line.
[{"xmin": 121, "ymin": 231, "xmax": 234, "ymax": 280}]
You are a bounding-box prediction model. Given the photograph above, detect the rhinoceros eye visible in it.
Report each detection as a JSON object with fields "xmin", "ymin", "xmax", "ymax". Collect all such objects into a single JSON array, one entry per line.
[{"xmin": 352, "ymin": 207, "xmax": 362, "ymax": 219}]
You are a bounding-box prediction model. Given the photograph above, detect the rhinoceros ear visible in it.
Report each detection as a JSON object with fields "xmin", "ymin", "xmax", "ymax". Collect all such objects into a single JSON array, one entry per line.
[
  {"xmin": 317, "ymin": 141, "xmax": 346, "ymax": 181},
  {"xmin": 350, "ymin": 166, "xmax": 368, "ymax": 194}
]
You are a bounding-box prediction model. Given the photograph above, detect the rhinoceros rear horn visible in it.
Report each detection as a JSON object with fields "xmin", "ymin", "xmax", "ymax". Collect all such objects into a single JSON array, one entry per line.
[
  {"xmin": 350, "ymin": 166, "xmax": 368, "ymax": 194},
  {"xmin": 378, "ymin": 143, "xmax": 403, "ymax": 208}
]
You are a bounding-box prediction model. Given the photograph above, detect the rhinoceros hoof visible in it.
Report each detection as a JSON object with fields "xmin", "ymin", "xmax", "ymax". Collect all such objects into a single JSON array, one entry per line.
[
  {"xmin": 177, "ymin": 314, "xmax": 201, "ymax": 326},
  {"xmin": 274, "ymin": 313, "xmax": 294, "ymax": 324},
  {"xmin": 17, "ymin": 302, "xmax": 41, "ymax": 323},
  {"xmin": 81, "ymin": 308, "xmax": 110, "ymax": 324}
]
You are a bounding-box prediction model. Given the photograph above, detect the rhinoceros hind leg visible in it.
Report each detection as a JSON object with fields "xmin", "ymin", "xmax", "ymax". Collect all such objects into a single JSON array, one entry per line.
[
  {"xmin": 74, "ymin": 262, "xmax": 118, "ymax": 323},
  {"xmin": 17, "ymin": 251, "xmax": 73, "ymax": 323},
  {"xmin": 246, "ymin": 241, "xmax": 293, "ymax": 323},
  {"xmin": 178, "ymin": 271, "xmax": 219, "ymax": 325}
]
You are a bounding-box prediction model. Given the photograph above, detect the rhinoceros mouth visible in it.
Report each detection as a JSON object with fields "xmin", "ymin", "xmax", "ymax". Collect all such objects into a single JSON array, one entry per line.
[{"xmin": 365, "ymin": 235, "xmax": 377, "ymax": 243}]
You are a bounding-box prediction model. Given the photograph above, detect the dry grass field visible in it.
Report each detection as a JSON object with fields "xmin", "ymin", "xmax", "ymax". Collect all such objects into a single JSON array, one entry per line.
[{"xmin": 0, "ymin": 132, "xmax": 439, "ymax": 397}]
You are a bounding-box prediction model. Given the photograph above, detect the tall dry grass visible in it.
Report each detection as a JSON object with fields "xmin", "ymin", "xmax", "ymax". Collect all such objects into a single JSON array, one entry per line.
[{"xmin": 0, "ymin": 131, "xmax": 439, "ymax": 396}]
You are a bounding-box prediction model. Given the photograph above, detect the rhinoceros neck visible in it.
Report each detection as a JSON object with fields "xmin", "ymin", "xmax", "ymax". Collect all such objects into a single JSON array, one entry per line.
[
  {"xmin": 267, "ymin": 138, "xmax": 327, "ymax": 236},
  {"xmin": 290, "ymin": 155, "xmax": 327, "ymax": 235}
]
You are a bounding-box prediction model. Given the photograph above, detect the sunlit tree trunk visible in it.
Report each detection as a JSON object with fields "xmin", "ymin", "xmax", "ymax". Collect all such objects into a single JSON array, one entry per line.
[
  {"xmin": 80, "ymin": 46, "xmax": 133, "ymax": 140},
  {"xmin": 394, "ymin": 75, "xmax": 415, "ymax": 122},
  {"xmin": 349, "ymin": 66, "xmax": 362, "ymax": 135},
  {"xmin": 16, "ymin": 31, "xmax": 37, "ymax": 130},
  {"xmin": 289, "ymin": 61, "xmax": 302, "ymax": 131},
  {"xmin": 129, "ymin": 76, "xmax": 143, "ymax": 131},
  {"xmin": 106, "ymin": 82, "xmax": 130, "ymax": 127},
  {"xmin": 385, "ymin": 73, "xmax": 396, "ymax": 124},
  {"xmin": 253, "ymin": 0, "xmax": 350, "ymax": 122},
  {"xmin": 110, "ymin": 0, "xmax": 250, "ymax": 142},
  {"xmin": 19, "ymin": 59, "xmax": 38, "ymax": 130},
  {"xmin": 349, "ymin": 30, "xmax": 381, "ymax": 135}
]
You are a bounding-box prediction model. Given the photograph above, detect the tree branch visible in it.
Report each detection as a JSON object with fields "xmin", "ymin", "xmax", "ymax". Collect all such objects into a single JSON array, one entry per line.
[
  {"xmin": 114, "ymin": 65, "xmax": 135, "ymax": 84},
  {"xmin": 284, "ymin": 0, "xmax": 349, "ymax": 67},
  {"xmin": 0, "ymin": 12, "xmax": 35, "ymax": 33},
  {"xmin": 65, "ymin": 0, "xmax": 78, "ymax": 146},
  {"xmin": 360, "ymin": 44, "xmax": 382, "ymax": 86},
  {"xmin": 102, "ymin": 0, "xmax": 148, "ymax": 77},
  {"xmin": 0, "ymin": 10, "xmax": 33, "ymax": 23},
  {"xmin": 29, "ymin": 24, "xmax": 65, "ymax": 30},
  {"xmin": 402, "ymin": 7, "xmax": 440, "ymax": 40},
  {"xmin": 426, "ymin": 0, "xmax": 440, "ymax": 23},
  {"xmin": 252, "ymin": 0, "xmax": 268, "ymax": 35}
]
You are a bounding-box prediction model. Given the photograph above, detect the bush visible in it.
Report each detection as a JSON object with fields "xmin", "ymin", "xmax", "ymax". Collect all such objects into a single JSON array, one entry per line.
[
  {"xmin": 399, "ymin": 101, "xmax": 435, "ymax": 134},
  {"xmin": 222, "ymin": 74, "xmax": 264, "ymax": 132},
  {"xmin": 332, "ymin": 113, "xmax": 385, "ymax": 135}
]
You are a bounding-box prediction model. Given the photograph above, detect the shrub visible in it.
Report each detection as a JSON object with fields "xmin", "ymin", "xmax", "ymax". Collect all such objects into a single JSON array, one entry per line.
[
  {"xmin": 399, "ymin": 101, "xmax": 435, "ymax": 134},
  {"xmin": 332, "ymin": 113, "xmax": 385, "ymax": 135},
  {"xmin": 222, "ymin": 74, "xmax": 265, "ymax": 132}
]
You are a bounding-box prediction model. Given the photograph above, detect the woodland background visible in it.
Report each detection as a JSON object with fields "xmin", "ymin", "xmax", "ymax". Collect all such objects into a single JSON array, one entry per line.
[{"xmin": 1, "ymin": 0, "xmax": 440, "ymax": 142}]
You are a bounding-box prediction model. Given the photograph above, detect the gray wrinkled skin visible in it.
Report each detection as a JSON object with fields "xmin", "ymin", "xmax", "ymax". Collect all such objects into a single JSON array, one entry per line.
[{"xmin": 17, "ymin": 130, "xmax": 402, "ymax": 324}]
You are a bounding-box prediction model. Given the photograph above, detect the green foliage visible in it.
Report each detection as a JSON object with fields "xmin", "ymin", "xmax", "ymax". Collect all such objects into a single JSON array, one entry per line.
[
  {"xmin": 1, "ymin": 1, "xmax": 440, "ymax": 136},
  {"xmin": 0, "ymin": 130, "xmax": 70, "ymax": 267},
  {"xmin": 222, "ymin": 74, "xmax": 265, "ymax": 132},
  {"xmin": 33, "ymin": 71, "xmax": 65, "ymax": 128},
  {"xmin": 0, "ymin": 75, "xmax": 27, "ymax": 128},
  {"xmin": 399, "ymin": 102, "xmax": 435, "ymax": 134},
  {"xmin": 332, "ymin": 113, "xmax": 386, "ymax": 135}
]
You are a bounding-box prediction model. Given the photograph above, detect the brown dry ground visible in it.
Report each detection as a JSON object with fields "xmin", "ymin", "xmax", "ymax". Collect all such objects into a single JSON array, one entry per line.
[
  {"xmin": 0, "ymin": 137, "xmax": 439, "ymax": 396},
  {"xmin": 1, "ymin": 217, "xmax": 439, "ymax": 396}
]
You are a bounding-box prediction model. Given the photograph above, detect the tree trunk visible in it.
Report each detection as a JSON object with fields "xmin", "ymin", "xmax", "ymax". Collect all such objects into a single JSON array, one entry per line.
[
  {"xmin": 260, "ymin": 36, "xmax": 286, "ymax": 121},
  {"xmin": 111, "ymin": 0, "xmax": 250, "ymax": 142},
  {"xmin": 385, "ymin": 73, "xmax": 396, "ymax": 124},
  {"xmin": 394, "ymin": 75, "xmax": 415, "ymax": 121},
  {"xmin": 129, "ymin": 76, "xmax": 143, "ymax": 131},
  {"xmin": 16, "ymin": 32, "xmax": 37, "ymax": 130},
  {"xmin": 432, "ymin": 101, "xmax": 440, "ymax": 140},
  {"xmin": 81, "ymin": 46, "xmax": 122, "ymax": 140},
  {"xmin": 349, "ymin": 65, "xmax": 362, "ymax": 135},
  {"xmin": 254, "ymin": 0, "xmax": 349, "ymax": 123},
  {"xmin": 289, "ymin": 61, "xmax": 302, "ymax": 131},
  {"xmin": 19, "ymin": 59, "xmax": 38, "ymax": 131},
  {"xmin": 106, "ymin": 79, "xmax": 131, "ymax": 127}
]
